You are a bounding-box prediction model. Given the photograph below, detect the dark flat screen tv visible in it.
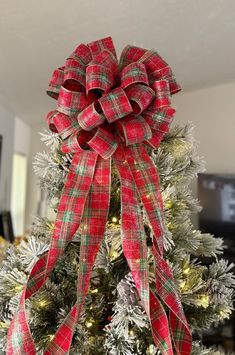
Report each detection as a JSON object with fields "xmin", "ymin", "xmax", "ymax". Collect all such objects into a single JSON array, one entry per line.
[{"xmin": 198, "ymin": 173, "xmax": 235, "ymax": 254}]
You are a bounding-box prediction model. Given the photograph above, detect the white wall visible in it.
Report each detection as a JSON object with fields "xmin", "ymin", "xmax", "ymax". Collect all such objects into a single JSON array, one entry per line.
[
  {"xmin": 25, "ymin": 126, "xmax": 46, "ymax": 230},
  {"xmin": 172, "ymin": 82, "xmax": 235, "ymax": 173},
  {"xmin": 11, "ymin": 117, "xmax": 31, "ymax": 234},
  {"xmin": 0, "ymin": 103, "xmax": 15, "ymax": 210},
  {"xmin": 13, "ymin": 116, "xmax": 31, "ymax": 156},
  {"xmin": 172, "ymin": 81, "xmax": 235, "ymax": 226}
]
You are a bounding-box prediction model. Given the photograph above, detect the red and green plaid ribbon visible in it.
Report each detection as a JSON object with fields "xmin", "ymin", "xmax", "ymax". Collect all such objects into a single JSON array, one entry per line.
[{"xmin": 7, "ymin": 37, "xmax": 192, "ymax": 355}]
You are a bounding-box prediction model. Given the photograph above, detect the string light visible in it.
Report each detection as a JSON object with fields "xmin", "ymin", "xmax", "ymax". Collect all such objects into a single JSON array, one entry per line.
[
  {"xmin": 38, "ymin": 300, "xmax": 48, "ymax": 308},
  {"xmin": 197, "ymin": 294, "xmax": 209, "ymax": 309},
  {"xmin": 110, "ymin": 251, "xmax": 119, "ymax": 260},
  {"xmin": 0, "ymin": 321, "xmax": 8, "ymax": 329},
  {"xmin": 179, "ymin": 281, "xmax": 187, "ymax": 290},
  {"xmin": 15, "ymin": 285, "xmax": 23, "ymax": 292},
  {"xmin": 183, "ymin": 267, "xmax": 190, "ymax": 275},
  {"xmin": 167, "ymin": 222, "xmax": 174, "ymax": 230},
  {"xmin": 85, "ymin": 319, "xmax": 95, "ymax": 328},
  {"xmin": 166, "ymin": 201, "xmax": 173, "ymax": 209},
  {"xmin": 46, "ymin": 221, "xmax": 55, "ymax": 230},
  {"xmin": 147, "ymin": 345, "xmax": 155, "ymax": 354},
  {"xmin": 112, "ymin": 217, "xmax": 118, "ymax": 223},
  {"xmin": 90, "ymin": 288, "xmax": 98, "ymax": 294}
]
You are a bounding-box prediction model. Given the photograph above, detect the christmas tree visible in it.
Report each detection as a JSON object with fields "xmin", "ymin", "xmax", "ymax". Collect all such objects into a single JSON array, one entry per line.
[
  {"xmin": 1, "ymin": 37, "xmax": 235, "ymax": 354},
  {"xmin": 0, "ymin": 123, "xmax": 234, "ymax": 354}
]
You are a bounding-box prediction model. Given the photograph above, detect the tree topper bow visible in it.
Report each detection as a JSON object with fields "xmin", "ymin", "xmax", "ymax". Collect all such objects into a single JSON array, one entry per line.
[{"xmin": 7, "ymin": 37, "xmax": 192, "ymax": 355}]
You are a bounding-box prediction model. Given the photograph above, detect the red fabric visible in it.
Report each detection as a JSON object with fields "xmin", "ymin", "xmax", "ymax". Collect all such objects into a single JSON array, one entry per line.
[{"xmin": 7, "ymin": 36, "xmax": 192, "ymax": 355}]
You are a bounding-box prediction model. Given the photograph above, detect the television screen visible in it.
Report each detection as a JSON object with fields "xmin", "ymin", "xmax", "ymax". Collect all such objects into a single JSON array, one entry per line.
[{"xmin": 198, "ymin": 173, "xmax": 235, "ymax": 252}]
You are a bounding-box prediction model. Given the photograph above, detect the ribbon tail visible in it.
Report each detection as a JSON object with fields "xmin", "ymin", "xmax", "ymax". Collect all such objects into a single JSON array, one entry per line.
[
  {"xmin": 123, "ymin": 144, "xmax": 192, "ymax": 355},
  {"xmin": 7, "ymin": 151, "xmax": 98, "ymax": 355},
  {"xmin": 44, "ymin": 155, "xmax": 111, "ymax": 355},
  {"xmin": 150, "ymin": 290, "xmax": 173, "ymax": 355},
  {"xmin": 114, "ymin": 146, "xmax": 149, "ymax": 316},
  {"xmin": 169, "ymin": 311, "xmax": 192, "ymax": 355}
]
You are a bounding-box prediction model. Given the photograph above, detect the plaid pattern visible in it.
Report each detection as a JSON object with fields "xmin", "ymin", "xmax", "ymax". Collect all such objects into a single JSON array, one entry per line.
[
  {"xmin": 99, "ymin": 87, "xmax": 133, "ymax": 123},
  {"xmin": 152, "ymin": 79, "xmax": 171, "ymax": 108},
  {"xmin": 124, "ymin": 145, "xmax": 192, "ymax": 354},
  {"xmin": 144, "ymin": 108, "xmax": 176, "ymax": 149},
  {"xmin": 91, "ymin": 49, "xmax": 118, "ymax": 75},
  {"xmin": 57, "ymin": 86, "xmax": 91, "ymax": 116},
  {"xmin": 60, "ymin": 131, "xmax": 85, "ymax": 154},
  {"xmin": 64, "ymin": 58, "xmax": 86, "ymax": 88},
  {"xmin": 52, "ymin": 111, "xmax": 80, "ymax": 139},
  {"xmin": 149, "ymin": 66, "xmax": 181, "ymax": 94},
  {"xmin": 119, "ymin": 45, "xmax": 181, "ymax": 95},
  {"xmin": 143, "ymin": 107, "xmax": 175, "ymax": 132},
  {"xmin": 88, "ymin": 36, "xmax": 117, "ymax": 59},
  {"xmin": 88, "ymin": 127, "xmax": 118, "ymax": 159},
  {"xmin": 7, "ymin": 36, "xmax": 192, "ymax": 355},
  {"xmin": 7, "ymin": 152, "xmax": 98, "ymax": 354},
  {"xmin": 47, "ymin": 67, "xmax": 64, "ymax": 99},
  {"xmin": 45, "ymin": 110, "xmax": 60, "ymax": 133},
  {"xmin": 150, "ymin": 290, "xmax": 173, "ymax": 354},
  {"xmin": 77, "ymin": 102, "xmax": 105, "ymax": 131},
  {"xmin": 114, "ymin": 145, "xmax": 150, "ymax": 315},
  {"xmin": 86, "ymin": 64, "xmax": 114, "ymax": 95},
  {"xmin": 119, "ymin": 45, "xmax": 147, "ymax": 70},
  {"xmin": 120, "ymin": 62, "xmax": 148, "ymax": 88},
  {"xmin": 117, "ymin": 115, "xmax": 152, "ymax": 146},
  {"xmin": 125, "ymin": 84, "xmax": 155, "ymax": 114},
  {"xmin": 44, "ymin": 156, "xmax": 111, "ymax": 354},
  {"xmin": 68, "ymin": 43, "xmax": 92, "ymax": 66}
]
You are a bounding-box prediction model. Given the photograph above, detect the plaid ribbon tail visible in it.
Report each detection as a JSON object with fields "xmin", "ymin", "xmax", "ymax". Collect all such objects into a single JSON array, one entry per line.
[
  {"xmin": 44, "ymin": 156, "xmax": 111, "ymax": 354},
  {"xmin": 123, "ymin": 145, "xmax": 192, "ymax": 354},
  {"xmin": 7, "ymin": 287, "xmax": 36, "ymax": 355},
  {"xmin": 6, "ymin": 152, "xmax": 98, "ymax": 355},
  {"xmin": 150, "ymin": 290, "xmax": 173, "ymax": 354},
  {"xmin": 114, "ymin": 146, "xmax": 150, "ymax": 316}
]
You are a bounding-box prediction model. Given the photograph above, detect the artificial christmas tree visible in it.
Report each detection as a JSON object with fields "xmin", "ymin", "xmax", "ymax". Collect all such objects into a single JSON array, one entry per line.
[{"xmin": 0, "ymin": 37, "xmax": 234, "ymax": 354}]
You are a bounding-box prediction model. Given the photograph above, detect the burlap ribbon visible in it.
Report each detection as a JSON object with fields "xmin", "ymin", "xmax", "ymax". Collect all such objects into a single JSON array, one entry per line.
[{"xmin": 7, "ymin": 37, "xmax": 192, "ymax": 355}]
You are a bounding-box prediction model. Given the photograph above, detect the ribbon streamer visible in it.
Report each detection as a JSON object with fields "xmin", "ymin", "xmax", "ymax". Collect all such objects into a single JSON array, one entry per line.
[{"xmin": 7, "ymin": 36, "xmax": 192, "ymax": 355}]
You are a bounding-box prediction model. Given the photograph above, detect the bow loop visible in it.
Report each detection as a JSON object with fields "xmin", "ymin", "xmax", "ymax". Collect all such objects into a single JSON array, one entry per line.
[
  {"xmin": 87, "ymin": 36, "xmax": 117, "ymax": 59},
  {"xmin": 61, "ymin": 130, "xmax": 92, "ymax": 154},
  {"xmin": 85, "ymin": 50, "xmax": 118, "ymax": 97},
  {"xmin": 47, "ymin": 67, "xmax": 65, "ymax": 99},
  {"xmin": 117, "ymin": 114, "xmax": 152, "ymax": 146},
  {"xmin": 88, "ymin": 126, "xmax": 118, "ymax": 159},
  {"xmin": 119, "ymin": 45, "xmax": 147, "ymax": 70},
  {"xmin": 64, "ymin": 58, "xmax": 86, "ymax": 90},
  {"xmin": 57, "ymin": 86, "xmax": 93, "ymax": 116},
  {"xmin": 120, "ymin": 62, "xmax": 149, "ymax": 88},
  {"xmin": 125, "ymin": 84, "xmax": 155, "ymax": 114},
  {"xmin": 86, "ymin": 64, "xmax": 114, "ymax": 95},
  {"xmin": 68, "ymin": 43, "xmax": 92, "ymax": 65},
  {"xmin": 91, "ymin": 49, "xmax": 118, "ymax": 74},
  {"xmin": 77, "ymin": 101, "xmax": 105, "ymax": 131},
  {"xmin": 98, "ymin": 87, "xmax": 133, "ymax": 123},
  {"xmin": 152, "ymin": 80, "xmax": 171, "ymax": 108},
  {"xmin": 46, "ymin": 110, "xmax": 79, "ymax": 139}
]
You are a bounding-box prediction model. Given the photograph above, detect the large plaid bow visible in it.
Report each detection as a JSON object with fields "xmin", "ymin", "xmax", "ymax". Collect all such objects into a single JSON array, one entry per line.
[{"xmin": 7, "ymin": 37, "xmax": 192, "ymax": 355}]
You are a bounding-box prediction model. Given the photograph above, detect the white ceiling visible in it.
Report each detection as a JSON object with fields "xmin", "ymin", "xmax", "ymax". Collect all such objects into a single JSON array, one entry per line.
[{"xmin": 0, "ymin": 0, "xmax": 235, "ymax": 126}]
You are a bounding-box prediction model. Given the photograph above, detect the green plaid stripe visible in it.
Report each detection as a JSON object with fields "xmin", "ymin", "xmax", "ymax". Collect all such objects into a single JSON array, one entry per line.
[
  {"xmin": 114, "ymin": 145, "xmax": 150, "ymax": 314},
  {"xmin": 44, "ymin": 156, "xmax": 111, "ymax": 354}
]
